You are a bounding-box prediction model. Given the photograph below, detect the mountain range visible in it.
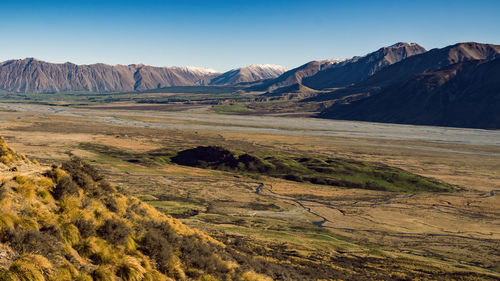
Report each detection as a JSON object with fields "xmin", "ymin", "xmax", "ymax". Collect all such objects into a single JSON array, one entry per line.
[
  {"xmin": 0, "ymin": 42, "xmax": 498, "ymax": 129},
  {"xmin": 320, "ymin": 57, "xmax": 500, "ymax": 129},
  {"xmin": 250, "ymin": 42, "xmax": 427, "ymax": 93},
  {"xmin": 318, "ymin": 42, "xmax": 500, "ymax": 129},
  {"xmin": 0, "ymin": 58, "xmax": 217, "ymax": 93},
  {"xmin": 0, "ymin": 59, "xmax": 287, "ymax": 93}
]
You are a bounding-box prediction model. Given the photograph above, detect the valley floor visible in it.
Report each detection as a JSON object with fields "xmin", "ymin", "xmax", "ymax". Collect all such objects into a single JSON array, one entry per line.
[{"xmin": 1, "ymin": 102, "xmax": 499, "ymax": 279}]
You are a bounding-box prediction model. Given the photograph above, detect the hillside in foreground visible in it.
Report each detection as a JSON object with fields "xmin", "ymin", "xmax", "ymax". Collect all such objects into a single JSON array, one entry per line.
[{"xmin": 0, "ymin": 137, "xmax": 272, "ymax": 281}]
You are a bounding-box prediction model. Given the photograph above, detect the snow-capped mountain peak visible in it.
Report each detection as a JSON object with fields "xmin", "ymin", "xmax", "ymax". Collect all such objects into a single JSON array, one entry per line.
[{"xmin": 209, "ymin": 64, "xmax": 287, "ymax": 85}]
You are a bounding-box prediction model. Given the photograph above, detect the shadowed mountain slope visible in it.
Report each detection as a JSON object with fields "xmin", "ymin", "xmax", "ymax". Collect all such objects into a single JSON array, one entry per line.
[
  {"xmin": 302, "ymin": 42, "xmax": 427, "ymax": 90},
  {"xmin": 346, "ymin": 42, "xmax": 500, "ymax": 92},
  {"xmin": 320, "ymin": 55, "xmax": 500, "ymax": 129},
  {"xmin": 249, "ymin": 42, "xmax": 426, "ymax": 94}
]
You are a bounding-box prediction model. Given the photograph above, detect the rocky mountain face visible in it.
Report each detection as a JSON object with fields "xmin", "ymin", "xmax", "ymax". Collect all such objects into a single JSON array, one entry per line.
[
  {"xmin": 349, "ymin": 42, "xmax": 500, "ymax": 91},
  {"xmin": 209, "ymin": 64, "xmax": 286, "ymax": 85},
  {"xmin": 0, "ymin": 58, "xmax": 220, "ymax": 93},
  {"xmin": 302, "ymin": 42, "xmax": 427, "ymax": 90},
  {"xmin": 249, "ymin": 42, "xmax": 426, "ymax": 94},
  {"xmin": 319, "ymin": 42, "xmax": 500, "ymax": 129}
]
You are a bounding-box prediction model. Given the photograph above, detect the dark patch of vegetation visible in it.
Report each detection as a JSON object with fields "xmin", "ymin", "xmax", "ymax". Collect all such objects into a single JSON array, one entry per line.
[
  {"xmin": 1, "ymin": 227, "xmax": 64, "ymax": 258},
  {"xmin": 172, "ymin": 146, "xmax": 238, "ymax": 168},
  {"xmin": 80, "ymin": 142, "xmax": 458, "ymax": 192},
  {"xmin": 171, "ymin": 146, "xmax": 274, "ymax": 174},
  {"xmin": 179, "ymin": 235, "xmax": 233, "ymax": 278},
  {"xmin": 171, "ymin": 146, "xmax": 458, "ymax": 192},
  {"xmin": 138, "ymin": 224, "xmax": 177, "ymax": 272},
  {"xmin": 49, "ymin": 174, "xmax": 79, "ymax": 200},
  {"xmin": 171, "ymin": 209, "xmax": 200, "ymax": 219},
  {"xmin": 73, "ymin": 217, "xmax": 96, "ymax": 238},
  {"xmin": 97, "ymin": 218, "xmax": 131, "ymax": 245}
]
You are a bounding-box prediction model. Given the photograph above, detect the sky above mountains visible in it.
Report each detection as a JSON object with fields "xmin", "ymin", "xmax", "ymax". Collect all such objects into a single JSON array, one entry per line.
[{"xmin": 1, "ymin": 0, "xmax": 499, "ymax": 71}]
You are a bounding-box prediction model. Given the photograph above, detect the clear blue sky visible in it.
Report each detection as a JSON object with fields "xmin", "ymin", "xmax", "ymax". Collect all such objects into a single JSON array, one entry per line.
[{"xmin": 0, "ymin": 0, "xmax": 499, "ymax": 71}]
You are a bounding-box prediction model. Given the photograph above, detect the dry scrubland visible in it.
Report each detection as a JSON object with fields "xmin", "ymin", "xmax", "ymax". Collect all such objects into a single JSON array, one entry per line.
[
  {"xmin": 0, "ymin": 103, "xmax": 499, "ymax": 280},
  {"xmin": 0, "ymin": 139, "xmax": 277, "ymax": 280}
]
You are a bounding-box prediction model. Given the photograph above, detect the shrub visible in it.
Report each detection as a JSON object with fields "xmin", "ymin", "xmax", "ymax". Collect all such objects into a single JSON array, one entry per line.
[
  {"xmin": 104, "ymin": 194, "xmax": 127, "ymax": 214},
  {"xmin": 139, "ymin": 228, "xmax": 174, "ymax": 273},
  {"xmin": 62, "ymin": 157, "xmax": 103, "ymax": 182},
  {"xmin": 69, "ymin": 157, "xmax": 115, "ymax": 191},
  {"xmin": 97, "ymin": 218, "xmax": 131, "ymax": 246},
  {"xmin": 180, "ymin": 235, "xmax": 230, "ymax": 277},
  {"xmin": 73, "ymin": 217, "xmax": 96, "ymax": 238},
  {"xmin": 50, "ymin": 175, "xmax": 79, "ymax": 200},
  {"xmin": 6, "ymin": 227, "xmax": 63, "ymax": 258}
]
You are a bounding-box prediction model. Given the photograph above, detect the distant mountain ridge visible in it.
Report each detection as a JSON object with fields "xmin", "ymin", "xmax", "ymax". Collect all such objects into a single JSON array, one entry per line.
[
  {"xmin": 303, "ymin": 42, "xmax": 427, "ymax": 90},
  {"xmin": 319, "ymin": 42, "xmax": 500, "ymax": 129},
  {"xmin": 349, "ymin": 42, "xmax": 500, "ymax": 91},
  {"xmin": 0, "ymin": 58, "xmax": 221, "ymax": 93},
  {"xmin": 249, "ymin": 42, "xmax": 427, "ymax": 94}
]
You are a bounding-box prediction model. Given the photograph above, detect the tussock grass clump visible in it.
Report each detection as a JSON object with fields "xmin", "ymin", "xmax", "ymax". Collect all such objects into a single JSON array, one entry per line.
[
  {"xmin": 0, "ymin": 213, "xmax": 18, "ymax": 230},
  {"xmin": 241, "ymin": 270, "xmax": 274, "ymax": 281},
  {"xmin": 115, "ymin": 256, "xmax": 146, "ymax": 281},
  {"xmin": 91, "ymin": 265, "xmax": 114, "ymax": 281},
  {"xmin": 0, "ymin": 136, "xmax": 30, "ymax": 168},
  {"xmin": 2, "ymin": 254, "xmax": 53, "ymax": 281}
]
